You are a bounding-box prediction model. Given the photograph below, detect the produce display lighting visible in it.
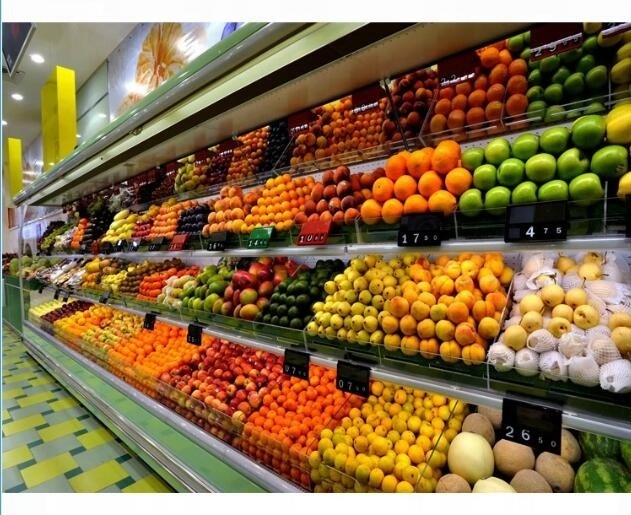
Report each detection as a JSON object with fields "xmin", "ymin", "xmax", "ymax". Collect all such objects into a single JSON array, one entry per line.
[
  {"xmin": 30, "ymin": 53, "xmax": 45, "ymax": 64},
  {"xmin": 11, "ymin": 93, "xmax": 23, "ymax": 101}
]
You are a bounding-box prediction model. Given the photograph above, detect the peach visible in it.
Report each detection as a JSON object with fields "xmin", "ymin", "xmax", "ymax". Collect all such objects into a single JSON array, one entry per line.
[
  {"xmin": 417, "ymin": 319, "xmax": 436, "ymax": 339},
  {"xmin": 439, "ymin": 340, "xmax": 462, "ymax": 364},
  {"xmin": 454, "ymin": 322, "xmax": 477, "ymax": 346},
  {"xmin": 410, "ymin": 300, "xmax": 431, "ymax": 321},
  {"xmin": 447, "ymin": 301, "xmax": 469, "ymax": 325},
  {"xmin": 486, "ymin": 291, "xmax": 507, "ymax": 312},
  {"xmin": 386, "ymin": 296, "xmax": 410, "ymax": 318},
  {"xmin": 478, "ymin": 274, "xmax": 501, "ymax": 295},
  {"xmin": 454, "ymin": 290, "xmax": 476, "ymax": 310},
  {"xmin": 454, "ymin": 275, "xmax": 475, "ymax": 293},
  {"xmin": 399, "ymin": 314, "xmax": 419, "ymax": 336},
  {"xmin": 435, "ymin": 320, "xmax": 456, "ymax": 342},
  {"xmin": 477, "ymin": 316, "xmax": 500, "ymax": 340}
]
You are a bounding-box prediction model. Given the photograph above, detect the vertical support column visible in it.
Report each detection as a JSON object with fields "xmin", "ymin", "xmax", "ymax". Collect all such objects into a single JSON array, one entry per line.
[
  {"xmin": 6, "ymin": 137, "xmax": 23, "ymax": 197},
  {"xmin": 41, "ymin": 65, "xmax": 77, "ymax": 171}
]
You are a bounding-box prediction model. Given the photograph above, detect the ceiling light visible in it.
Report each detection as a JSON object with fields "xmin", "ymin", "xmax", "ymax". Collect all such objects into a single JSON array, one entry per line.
[
  {"xmin": 2, "ymin": 120, "xmax": 7, "ymax": 126},
  {"xmin": 11, "ymin": 93, "xmax": 24, "ymax": 101},
  {"xmin": 76, "ymin": 134, "xmax": 81, "ymax": 138},
  {"xmin": 97, "ymin": 113, "xmax": 107, "ymax": 118},
  {"xmin": 30, "ymin": 53, "xmax": 45, "ymax": 64}
]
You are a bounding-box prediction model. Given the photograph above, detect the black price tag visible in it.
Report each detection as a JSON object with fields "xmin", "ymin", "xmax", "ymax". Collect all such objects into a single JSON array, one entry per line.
[
  {"xmin": 438, "ymin": 49, "xmax": 478, "ymax": 87},
  {"xmin": 62, "ymin": 290, "xmax": 70, "ymax": 302},
  {"xmin": 529, "ymin": 23, "xmax": 583, "ymax": 61},
  {"xmin": 207, "ymin": 231, "xmax": 228, "ymax": 251},
  {"xmin": 501, "ymin": 397, "xmax": 562, "ymax": 455},
  {"xmin": 168, "ymin": 234, "xmax": 188, "ymax": 252},
  {"xmin": 336, "ymin": 360, "xmax": 370, "ymax": 398},
  {"xmin": 187, "ymin": 323, "xmax": 203, "ymax": 345},
  {"xmin": 600, "ymin": 22, "xmax": 631, "ymax": 38},
  {"xmin": 247, "ymin": 226, "xmax": 274, "ymax": 249},
  {"xmin": 45, "ymin": 247, "xmax": 53, "ymax": 256},
  {"xmin": 143, "ymin": 312, "xmax": 157, "ymax": 330},
  {"xmin": 129, "ymin": 238, "xmax": 141, "ymax": 252},
  {"xmin": 288, "ymin": 109, "xmax": 319, "ymax": 136},
  {"xmin": 99, "ymin": 291, "xmax": 110, "ymax": 304},
  {"xmin": 625, "ymin": 196, "xmax": 631, "ymax": 238},
  {"xmin": 505, "ymin": 200, "xmax": 568, "ymax": 243},
  {"xmin": 101, "ymin": 242, "xmax": 114, "ymax": 255},
  {"xmin": 114, "ymin": 239, "xmax": 127, "ymax": 253},
  {"xmin": 351, "ymin": 83, "xmax": 386, "ymax": 114},
  {"xmin": 79, "ymin": 243, "xmax": 88, "ymax": 253},
  {"xmin": 296, "ymin": 218, "xmax": 331, "ymax": 246},
  {"xmin": 38, "ymin": 284, "xmax": 46, "ymax": 294},
  {"xmin": 397, "ymin": 213, "xmax": 442, "ymax": 247},
  {"xmin": 148, "ymin": 237, "xmax": 165, "ymax": 251},
  {"xmin": 283, "ymin": 349, "xmax": 310, "ymax": 380},
  {"xmin": 53, "ymin": 288, "xmax": 60, "ymax": 300}
]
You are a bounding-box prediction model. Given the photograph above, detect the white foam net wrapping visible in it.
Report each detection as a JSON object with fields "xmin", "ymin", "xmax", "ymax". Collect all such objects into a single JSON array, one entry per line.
[
  {"xmin": 539, "ymin": 350, "xmax": 568, "ymax": 382},
  {"xmin": 526, "ymin": 328, "xmax": 558, "ymax": 353},
  {"xmin": 558, "ymin": 332, "xmax": 588, "ymax": 359},
  {"xmin": 513, "ymin": 273, "xmax": 528, "ymax": 291},
  {"xmin": 585, "ymin": 280, "xmax": 629, "ymax": 305},
  {"xmin": 568, "ymin": 355, "xmax": 601, "ymax": 387},
  {"xmin": 514, "ymin": 348, "xmax": 540, "ymax": 377},
  {"xmin": 599, "ymin": 359, "xmax": 631, "ymax": 394},
  {"xmin": 503, "ymin": 315, "xmax": 522, "ymax": 329},
  {"xmin": 588, "ymin": 337, "xmax": 622, "ymax": 365},
  {"xmin": 487, "ymin": 342, "xmax": 516, "ymax": 373},
  {"xmin": 521, "ymin": 253, "xmax": 557, "ymax": 277},
  {"xmin": 562, "ymin": 272, "xmax": 584, "ymax": 290}
]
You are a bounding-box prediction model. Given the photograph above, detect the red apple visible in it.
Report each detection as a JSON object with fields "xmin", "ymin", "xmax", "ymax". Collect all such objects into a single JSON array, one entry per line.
[{"xmin": 258, "ymin": 280, "xmax": 275, "ymax": 298}]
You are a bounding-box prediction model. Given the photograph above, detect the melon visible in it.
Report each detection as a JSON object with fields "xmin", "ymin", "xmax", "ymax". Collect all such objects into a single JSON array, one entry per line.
[
  {"xmin": 447, "ymin": 431, "xmax": 495, "ymax": 485},
  {"xmin": 510, "ymin": 469, "xmax": 553, "ymax": 493},
  {"xmin": 535, "ymin": 452, "xmax": 575, "ymax": 493},
  {"xmin": 574, "ymin": 458, "xmax": 631, "ymax": 492},
  {"xmin": 462, "ymin": 413, "xmax": 496, "ymax": 446},
  {"xmin": 561, "ymin": 428, "xmax": 582, "ymax": 464},
  {"xmin": 435, "ymin": 473, "xmax": 472, "ymax": 493},
  {"xmin": 472, "ymin": 476, "xmax": 516, "ymax": 493},
  {"xmin": 477, "ymin": 405, "xmax": 502, "ymax": 429},
  {"xmin": 579, "ymin": 431, "xmax": 621, "ymax": 460},
  {"xmin": 493, "ymin": 439, "xmax": 535, "ymax": 477}
]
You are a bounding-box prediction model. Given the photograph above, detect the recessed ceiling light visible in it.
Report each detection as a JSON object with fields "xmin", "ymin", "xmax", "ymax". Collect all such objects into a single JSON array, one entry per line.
[
  {"xmin": 11, "ymin": 93, "xmax": 24, "ymax": 101},
  {"xmin": 30, "ymin": 53, "xmax": 45, "ymax": 64},
  {"xmin": 76, "ymin": 134, "xmax": 81, "ymax": 138},
  {"xmin": 97, "ymin": 113, "xmax": 107, "ymax": 118},
  {"xmin": 2, "ymin": 120, "xmax": 7, "ymax": 126}
]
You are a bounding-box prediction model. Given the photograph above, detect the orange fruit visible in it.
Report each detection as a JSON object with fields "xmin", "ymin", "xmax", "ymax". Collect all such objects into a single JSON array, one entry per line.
[
  {"xmin": 485, "ymin": 101, "xmax": 504, "ymax": 121},
  {"xmin": 360, "ymin": 198, "xmax": 382, "ymax": 225},
  {"xmin": 393, "ymin": 175, "xmax": 419, "ymax": 202},
  {"xmin": 434, "ymin": 98, "xmax": 452, "ymax": 116},
  {"xmin": 385, "ymin": 153, "xmax": 408, "ymax": 181},
  {"xmin": 506, "ymin": 75, "xmax": 528, "ymax": 96},
  {"xmin": 455, "ymin": 82, "xmax": 472, "ymax": 96},
  {"xmin": 486, "ymin": 83, "xmax": 506, "ymax": 103},
  {"xmin": 447, "ymin": 110, "xmax": 466, "ymax": 130},
  {"xmin": 508, "ymin": 58, "xmax": 528, "ymax": 77},
  {"xmin": 428, "ymin": 190, "xmax": 457, "ymax": 216},
  {"xmin": 505, "ymin": 93, "xmax": 528, "ymax": 117},
  {"xmin": 498, "ymin": 49, "xmax": 513, "ymax": 66},
  {"xmin": 451, "ymin": 94, "xmax": 468, "ymax": 111},
  {"xmin": 489, "ymin": 64, "xmax": 509, "ymax": 85},
  {"xmin": 445, "ymin": 167, "xmax": 473, "ymax": 196},
  {"xmin": 479, "ymin": 47, "xmax": 500, "ymax": 69},
  {"xmin": 466, "ymin": 107, "xmax": 486, "ymax": 126},
  {"xmin": 418, "ymin": 171, "xmax": 443, "ymax": 198},
  {"xmin": 429, "ymin": 114, "xmax": 447, "ymax": 134},
  {"xmin": 438, "ymin": 87, "xmax": 455, "ymax": 100},
  {"xmin": 403, "ymin": 194, "xmax": 429, "ymax": 214},
  {"xmin": 474, "ymin": 74, "xmax": 488, "ymax": 91},
  {"xmin": 468, "ymin": 89, "xmax": 487, "ymax": 108},
  {"xmin": 407, "ymin": 148, "xmax": 434, "ymax": 179},
  {"xmin": 431, "ymin": 139, "xmax": 461, "ymax": 175},
  {"xmin": 382, "ymin": 198, "xmax": 404, "ymax": 225},
  {"xmin": 373, "ymin": 177, "xmax": 395, "ymax": 202}
]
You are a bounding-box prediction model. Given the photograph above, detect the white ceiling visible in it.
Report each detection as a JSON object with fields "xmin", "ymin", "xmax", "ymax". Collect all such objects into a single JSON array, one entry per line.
[{"xmin": 2, "ymin": 22, "xmax": 136, "ymax": 153}]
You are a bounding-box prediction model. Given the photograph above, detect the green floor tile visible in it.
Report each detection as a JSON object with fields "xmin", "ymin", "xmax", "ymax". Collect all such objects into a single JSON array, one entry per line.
[
  {"xmin": 20, "ymin": 452, "xmax": 79, "ymax": 488},
  {"xmin": 2, "ymin": 413, "xmax": 47, "ymax": 436},
  {"xmin": 69, "ymin": 460, "xmax": 129, "ymax": 492},
  {"xmin": 38, "ymin": 419, "xmax": 84, "ymax": 442},
  {"xmin": 2, "ymin": 445, "xmax": 34, "ymax": 469}
]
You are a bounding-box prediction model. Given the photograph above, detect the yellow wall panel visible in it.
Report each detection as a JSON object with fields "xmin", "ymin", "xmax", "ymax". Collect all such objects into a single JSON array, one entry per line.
[{"xmin": 7, "ymin": 138, "xmax": 23, "ymax": 197}]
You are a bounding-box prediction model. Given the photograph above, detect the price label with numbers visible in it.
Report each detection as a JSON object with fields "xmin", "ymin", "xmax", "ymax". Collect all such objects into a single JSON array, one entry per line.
[
  {"xmin": 248, "ymin": 226, "xmax": 274, "ymax": 249},
  {"xmin": 600, "ymin": 22, "xmax": 631, "ymax": 38},
  {"xmin": 504, "ymin": 200, "xmax": 567, "ymax": 243},
  {"xmin": 296, "ymin": 218, "xmax": 331, "ymax": 246},
  {"xmin": 283, "ymin": 349, "xmax": 310, "ymax": 380},
  {"xmin": 502, "ymin": 397, "xmax": 562, "ymax": 455},
  {"xmin": 288, "ymin": 109, "xmax": 319, "ymax": 136},
  {"xmin": 99, "ymin": 291, "xmax": 110, "ymax": 304},
  {"xmin": 53, "ymin": 288, "xmax": 60, "ymax": 300},
  {"xmin": 147, "ymin": 237, "xmax": 165, "ymax": 251},
  {"xmin": 438, "ymin": 49, "xmax": 478, "ymax": 87},
  {"xmin": 100, "ymin": 242, "xmax": 114, "ymax": 255},
  {"xmin": 351, "ymin": 83, "xmax": 386, "ymax": 114},
  {"xmin": 625, "ymin": 195, "xmax": 631, "ymax": 238},
  {"xmin": 207, "ymin": 231, "xmax": 228, "ymax": 251},
  {"xmin": 129, "ymin": 238, "xmax": 141, "ymax": 252},
  {"xmin": 397, "ymin": 213, "xmax": 442, "ymax": 247},
  {"xmin": 143, "ymin": 312, "xmax": 157, "ymax": 330},
  {"xmin": 168, "ymin": 234, "xmax": 188, "ymax": 252},
  {"xmin": 186, "ymin": 323, "xmax": 203, "ymax": 345},
  {"xmin": 79, "ymin": 243, "xmax": 88, "ymax": 254},
  {"xmin": 62, "ymin": 290, "xmax": 70, "ymax": 302},
  {"xmin": 529, "ymin": 23, "xmax": 583, "ymax": 61},
  {"xmin": 114, "ymin": 239, "xmax": 127, "ymax": 253},
  {"xmin": 336, "ymin": 360, "xmax": 370, "ymax": 398}
]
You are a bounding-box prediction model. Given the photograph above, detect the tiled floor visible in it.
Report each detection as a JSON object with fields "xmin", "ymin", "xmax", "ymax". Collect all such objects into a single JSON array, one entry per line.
[{"xmin": 2, "ymin": 324, "xmax": 174, "ymax": 493}]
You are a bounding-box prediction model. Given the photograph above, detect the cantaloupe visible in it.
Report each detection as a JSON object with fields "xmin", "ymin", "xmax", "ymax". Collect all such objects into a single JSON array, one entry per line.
[
  {"xmin": 535, "ymin": 451, "xmax": 575, "ymax": 492},
  {"xmin": 510, "ymin": 469, "xmax": 553, "ymax": 493},
  {"xmin": 493, "ymin": 439, "xmax": 535, "ymax": 477},
  {"xmin": 476, "ymin": 405, "xmax": 502, "ymax": 429},
  {"xmin": 561, "ymin": 428, "xmax": 582, "ymax": 464},
  {"xmin": 462, "ymin": 412, "xmax": 496, "ymax": 446},
  {"xmin": 447, "ymin": 431, "xmax": 495, "ymax": 485},
  {"xmin": 435, "ymin": 473, "xmax": 472, "ymax": 493},
  {"xmin": 472, "ymin": 476, "xmax": 516, "ymax": 493}
]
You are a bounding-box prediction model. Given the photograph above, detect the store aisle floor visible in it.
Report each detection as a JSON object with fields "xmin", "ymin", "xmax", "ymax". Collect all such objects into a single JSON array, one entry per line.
[{"xmin": 2, "ymin": 324, "xmax": 174, "ymax": 493}]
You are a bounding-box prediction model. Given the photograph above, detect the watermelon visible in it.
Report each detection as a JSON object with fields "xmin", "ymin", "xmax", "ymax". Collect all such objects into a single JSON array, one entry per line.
[
  {"xmin": 579, "ymin": 431, "xmax": 621, "ymax": 460},
  {"xmin": 622, "ymin": 441, "xmax": 631, "ymax": 471},
  {"xmin": 574, "ymin": 458, "xmax": 631, "ymax": 492}
]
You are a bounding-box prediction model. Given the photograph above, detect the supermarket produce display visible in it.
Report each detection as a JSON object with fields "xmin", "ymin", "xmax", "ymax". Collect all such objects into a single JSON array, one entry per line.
[{"xmin": 9, "ymin": 21, "xmax": 631, "ymax": 493}]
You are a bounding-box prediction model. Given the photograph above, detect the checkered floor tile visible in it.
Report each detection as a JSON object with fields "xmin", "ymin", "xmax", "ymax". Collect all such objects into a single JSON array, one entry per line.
[{"xmin": 2, "ymin": 324, "xmax": 174, "ymax": 493}]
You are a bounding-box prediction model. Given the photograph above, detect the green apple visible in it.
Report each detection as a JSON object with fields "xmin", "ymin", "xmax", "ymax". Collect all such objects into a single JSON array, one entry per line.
[
  {"xmin": 511, "ymin": 133, "xmax": 539, "ymax": 161},
  {"xmin": 556, "ymin": 148, "xmax": 590, "ymax": 181},
  {"xmin": 507, "ymin": 34, "xmax": 525, "ymax": 53},
  {"xmin": 569, "ymin": 172, "xmax": 604, "ymax": 207},
  {"xmin": 589, "ymin": 145, "xmax": 629, "ymax": 179},
  {"xmin": 538, "ymin": 179, "xmax": 569, "ymax": 202},
  {"xmin": 551, "ymin": 66, "xmax": 571, "ymax": 85},
  {"xmin": 585, "ymin": 65, "xmax": 608, "ymax": 91},
  {"xmin": 559, "ymin": 48, "xmax": 582, "ymax": 64},
  {"xmin": 497, "ymin": 158, "xmax": 525, "ymax": 187},
  {"xmin": 526, "ymin": 100, "xmax": 547, "ymax": 121},
  {"xmin": 570, "ymin": 114, "xmax": 606, "ymax": 150},
  {"xmin": 544, "ymin": 83, "xmax": 564, "ymax": 104},
  {"xmin": 575, "ymin": 53, "xmax": 597, "ymax": 74},
  {"xmin": 539, "ymin": 54, "xmax": 561, "ymax": 74},
  {"xmin": 539, "ymin": 126, "xmax": 570, "ymax": 155},
  {"xmin": 526, "ymin": 85, "xmax": 544, "ymax": 102},
  {"xmin": 582, "ymin": 101, "xmax": 606, "ymax": 115},
  {"xmin": 458, "ymin": 188, "xmax": 484, "ymax": 217},
  {"xmin": 582, "ymin": 35, "xmax": 599, "ymax": 54},
  {"xmin": 525, "ymin": 153, "xmax": 557, "ymax": 183},
  {"xmin": 511, "ymin": 181, "xmax": 538, "ymax": 204},
  {"xmin": 564, "ymin": 72, "xmax": 585, "ymax": 97},
  {"xmin": 544, "ymin": 105, "xmax": 567, "ymax": 123},
  {"xmin": 484, "ymin": 186, "xmax": 512, "ymax": 216},
  {"xmin": 484, "ymin": 138, "xmax": 511, "ymax": 166},
  {"xmin": 473, "ymin": 164, "xmax": 497, "ymax": 191},
  {"xmin": 460, "ymin": 147, "xmax": 485, "ymax": 172},
  {"xmin": 528, "ymin": 68, "xmax": 542, "ymax": 85}
]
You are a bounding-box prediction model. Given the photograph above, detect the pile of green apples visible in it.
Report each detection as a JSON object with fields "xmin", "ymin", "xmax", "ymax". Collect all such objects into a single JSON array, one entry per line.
[{"xmin": 458, "ymin": 113, "xmax": 629, "ymax": 218}]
